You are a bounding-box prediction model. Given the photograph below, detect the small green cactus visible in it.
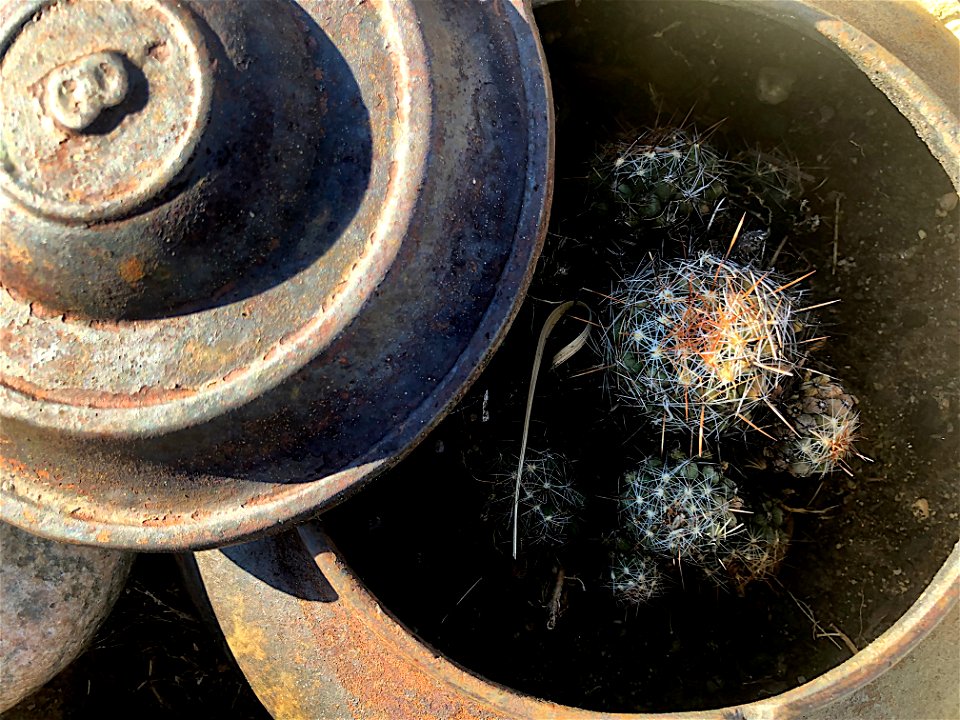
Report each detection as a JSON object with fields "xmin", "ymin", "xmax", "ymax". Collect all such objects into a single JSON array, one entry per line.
[
  {"xmin": 764, "ymin": 371, "xmax": 861, "ymax": 477},
  {"xmin": 593, "ymin": 126, "xmax": 728, "ymax": 229},
  {"xmin": 609, "ymin": 552, "xmax": 665, "ymax": 606},
  {"xmin": 707, "ymin": 498, "xmax": 792, "ymax": 593},
  {"xmin": 604, "ymin": 253, "xmax": 810, "ymax": 438},
  {"xmin": 620, "ymin": 454, "xmax": 743, "ymax": 563},
  {"xmin": 731, "ymin": 148, "xmax": 819, "ymax": 230},
  {"xmin": 487, "ymin": 450, "xmax": 585, "ymax": 548}
]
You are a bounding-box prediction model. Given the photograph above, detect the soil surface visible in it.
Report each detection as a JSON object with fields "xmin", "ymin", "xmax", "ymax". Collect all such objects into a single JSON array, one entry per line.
[{"xmin": 323, "ymin": 0, "xmax": 959, "ymax": 713}]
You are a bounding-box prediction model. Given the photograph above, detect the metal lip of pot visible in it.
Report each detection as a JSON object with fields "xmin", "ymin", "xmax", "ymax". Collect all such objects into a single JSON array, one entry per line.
[
  {"xmin": 193, "ymin": 526, "xmax": 958, "ymax": 720},
  {"xmin": 0, "ymin": 0, "xmax": 554, "ymax": 550}
]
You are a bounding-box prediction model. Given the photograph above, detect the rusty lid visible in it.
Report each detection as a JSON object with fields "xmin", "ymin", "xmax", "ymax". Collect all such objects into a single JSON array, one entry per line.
[{"xmin": 0, "ymin": 0, "xmax": 553, "ymax": 549}]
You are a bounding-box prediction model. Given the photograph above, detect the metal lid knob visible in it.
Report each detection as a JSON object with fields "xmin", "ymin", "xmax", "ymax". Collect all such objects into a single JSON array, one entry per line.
[
  {"xmin": 0, "ymin": 0, "xmax": 213, "ymax": 225},
  {"xmin": 0, "ymin": 0, "xmax": 552, "ymax": 550},
  {"xmin": 44, "ymin": 51, "xmax": 130, "ymax": 133},
  {"xmin": 0, "ymin": 0, "xmax": 328, "ymax": 319}
]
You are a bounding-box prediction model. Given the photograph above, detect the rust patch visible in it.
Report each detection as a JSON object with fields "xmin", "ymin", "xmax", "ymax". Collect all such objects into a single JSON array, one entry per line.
[
  {"xmin": 27, "ymin": 301, "xmax": 65, "ymax": 321},
  {"xmin": 219, "ymin": 590, "xmax": 318, "ymax": 720},
  {"xmin": 290, "ymin": 528, "xmax": 531, "ymax": 720},
  {"xmin": 300, "ymin": 593, "xmax": 510, "ymax": 720},
  {"xmin": 221, "ymin": 605, "xmax": 269, "ymax": 663},
  {"xmin": 118, "ymin": 257, "xmax": 147, "ymax": 285},
  {"xmin": 0, "ymin": 456, "xmax": 64, "ymax": 486},
  {"xmin": 0, "ymin": 240, "xmax": 34, "ymax": 271}
]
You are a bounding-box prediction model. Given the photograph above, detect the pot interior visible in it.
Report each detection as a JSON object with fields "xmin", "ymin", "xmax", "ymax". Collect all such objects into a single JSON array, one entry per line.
[{"xmin": 324, "ymin": 0, "xmax": 959, "ymax": 712}]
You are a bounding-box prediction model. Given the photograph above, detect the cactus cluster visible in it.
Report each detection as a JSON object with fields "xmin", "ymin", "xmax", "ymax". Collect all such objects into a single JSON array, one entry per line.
[
  {"xmin": 477, "ymin": 122, "xmax": 863, "ymax": 618},
  {"xmin": 584, "ymin": 126, "xmax": 864, "ymax": 607},
  {"xmin": 486, "ymin": 450, "xmax": 584, "ymax": 548},
  {"xmin": 593, "ymin": 126, "xmax": 727, "ymax": 228},
  {"xmin": 605, "ymin": 253, "xmax": 808, "ymax": 438},
  {"xmin": 613, "ymin": 455, "xmax": 797, "ymax": 604},
  {"xmin": 764, "ymin": 371, "xmax": 861, "ymax": 477},
  {"xmin": 620, "ymin": 454, "xmax": 742, "ymax": 561},
  {"xmin": 592, "ymin": 124, "xmax": 823, "ymax": 241}
]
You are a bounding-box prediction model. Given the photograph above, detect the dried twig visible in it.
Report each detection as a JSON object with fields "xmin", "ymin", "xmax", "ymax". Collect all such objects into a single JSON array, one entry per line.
[
  {"xmin": 781, "ymin": 504, "xmax": 839, "ymax": 515},
  {"xmin": 132, "ymin": 585, "xmax": 196, "ymax": 624},
  {"xmin": 830, "ymin": 623, "xmax": 860, "ymax": 655},
  {"xmin": 546, "ymin": 566, "xmax": 566, "ymax": 630},
  {"xmin": 832, "ymin": 194, "xmax": 841, "ymax": 275},
  {"xmin": 512, "ymin": 301, "xmax": 592, "ymax": 559},
  {"xmin": 789, "ymin": 591, "xmax": 858, "ymax": 656}
]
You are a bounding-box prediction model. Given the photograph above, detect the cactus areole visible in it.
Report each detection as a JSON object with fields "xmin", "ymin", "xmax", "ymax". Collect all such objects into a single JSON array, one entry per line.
[{"xmin": 0, "ymin": 0, "xmax": 554, "ymax": 549}]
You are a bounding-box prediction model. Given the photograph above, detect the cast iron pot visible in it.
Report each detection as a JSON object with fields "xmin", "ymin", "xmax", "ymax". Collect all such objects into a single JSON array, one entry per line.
[{"xmin": 190, "ymin": 1, "xmax": 959, "ymax": 717}]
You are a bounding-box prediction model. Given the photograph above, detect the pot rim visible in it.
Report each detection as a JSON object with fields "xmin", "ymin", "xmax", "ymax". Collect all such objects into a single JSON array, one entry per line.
[{"xmin": 299, "ymin": 526, "xmax": 958, "ymax": 720}]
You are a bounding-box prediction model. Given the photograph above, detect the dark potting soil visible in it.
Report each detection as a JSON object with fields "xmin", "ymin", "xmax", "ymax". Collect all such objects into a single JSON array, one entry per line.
[{"xmin": 323, "ymin": 1, "xmax": 960, "ymax": 713}]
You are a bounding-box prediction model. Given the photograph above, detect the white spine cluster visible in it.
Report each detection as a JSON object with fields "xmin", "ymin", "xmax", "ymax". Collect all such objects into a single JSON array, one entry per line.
[
  {"xmin": 620, "ymin": 456, "xmax": 742, "ymax": 562},
  {"xmin": 598, "ymin": 127, "xmax": 728, "ymax": 228},
  {"xmin": 511, "ymin": 450, "xmax": 585, "ymax": 547},
  {"xmin": 605, "ymin": 253, "xmax": 807, "ymax": 439},
  {"xmin": 609, "ymin": 553, "xmax": 664, "ymax": 606}
]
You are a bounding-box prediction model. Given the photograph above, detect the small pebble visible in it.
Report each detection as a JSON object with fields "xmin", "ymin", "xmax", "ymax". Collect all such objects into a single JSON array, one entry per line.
[
  {"xmin": 938, "ymin": 192, "xmax": 958, "ymax": 213},
  {"xmin": 912, "ymin": 497, "xmax": 930, "ymax": 520},
  {"xmin": 756, "ymin": 66, "xmax": 796, "ymax": 105}
]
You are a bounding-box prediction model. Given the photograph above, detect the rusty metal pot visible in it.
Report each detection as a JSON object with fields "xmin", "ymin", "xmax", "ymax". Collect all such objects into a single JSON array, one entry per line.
[
  {"xmin": 0, "ymin": 0, "xmax": 553, "ymax": 549},
  {"xmin": 189, "ymin": 1, "xmax": 959, "ymax": 717}
]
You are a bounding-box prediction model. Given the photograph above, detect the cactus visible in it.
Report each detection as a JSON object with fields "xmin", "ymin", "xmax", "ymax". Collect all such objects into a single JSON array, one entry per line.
[
  {"xmin": 731, "ymin": 148, "xmax": 819, "ymax": 230},
  {"xmin": 764, "ymin": 371, "xmax": 861, "ymax": 477},
  {"xmin": 487, "ymin": 450, "xmax": 584, "ymax": 548},
  {"xmin": 707, "ymin": 498, "xmax": 792, "ymax": 593},
  {"xmin": 604, "ymin": 253, "xmax": 809, "ymax": 438},
  {"xmin": 593, "ymin": 126, "xmax": 728, "ymax": 229},
  {"xmin": 609, "ymin": 552, "xmax": 664, "ymax": 606},
  {"xmin": 620, "ymin": 454, "xmax": 743, "ymax": 564}
]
